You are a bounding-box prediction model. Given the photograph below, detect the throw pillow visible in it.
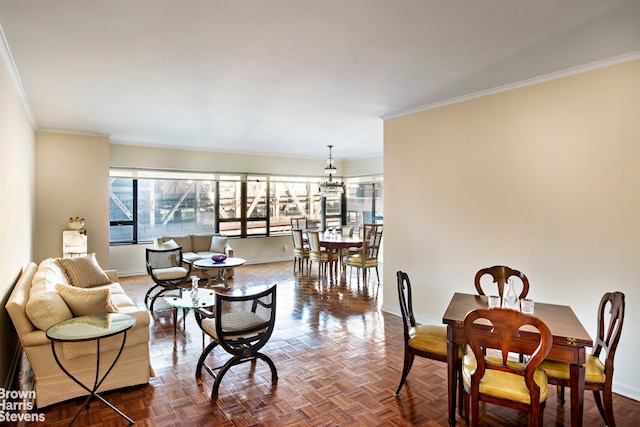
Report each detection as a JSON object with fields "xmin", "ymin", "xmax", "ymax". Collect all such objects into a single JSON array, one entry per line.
[
  {"xmin": 25, "ymin": 291, "xmax": 73, "ymax": 331},
  {"xmin": 210, "ymin": 236, "xmax": 228, "ymax": 253},
  {"xmin": 160, "ymin": 239, "xmax": 179, "ymax": 250},
  {"xmin": 55, "ymin": 283, "xmax": 119, "ymax": 317},
  {"xmin": 56, "ymin": 253, "xmax": 112, "ymax": 288}
]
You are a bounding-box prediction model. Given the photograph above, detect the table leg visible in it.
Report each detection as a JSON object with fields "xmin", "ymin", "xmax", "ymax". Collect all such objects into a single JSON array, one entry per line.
[
  {"xmin": 172, "ymin": 307, "xmax": 177, "ymax": 335},
  {"xmin": 570, "ymin": 363, "xmax": 586, "ymax": 427},
  {"xmin": 51, "ymin": 333, "xmax": 135, "ymax": 425},
  {"xmin": 446, "ymin": 329, "xmax": 458, "ymax": 427},
  {"xmin": 327, "ymin": 249, "xmax": 335, "ymax": 283}
]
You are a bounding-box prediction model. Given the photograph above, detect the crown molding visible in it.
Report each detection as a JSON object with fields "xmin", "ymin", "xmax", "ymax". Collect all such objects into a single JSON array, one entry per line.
[
  {"xmin": 383, "ymin": 51, "xmax": 640, "ymax": 120},
  {"xmin": 0, "ymin": 23, "xmax": 37, "ymax": 128}
]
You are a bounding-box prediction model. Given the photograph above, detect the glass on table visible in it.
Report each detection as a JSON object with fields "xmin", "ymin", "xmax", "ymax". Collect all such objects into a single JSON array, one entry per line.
[
  {"xmin": 488, "ymin": 295, "xmax": 501, "ymax": 309},
  {"xmin": 521, "ymin": 298, "xmax": 535, "ymax": 315}
]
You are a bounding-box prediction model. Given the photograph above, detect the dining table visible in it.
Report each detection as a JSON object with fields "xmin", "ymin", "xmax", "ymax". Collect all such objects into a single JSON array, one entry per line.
[
  {"xmin": 318, "ymin": 235, "xmax": 362, "ymax": 283},
  {"xmin": 442, "ymin": 292, "xmax": 593, "ymax": 427}
]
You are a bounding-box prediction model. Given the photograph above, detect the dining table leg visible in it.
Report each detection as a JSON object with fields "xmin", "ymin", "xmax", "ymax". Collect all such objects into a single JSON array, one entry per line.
[
  {"xmin": 570, "ymin": 363, "xmax": 586, "ymax": 427},
  {"xmin": 446, "ymin": 328, "xmax": 458, "ymax": 427},
  {"xmin": 327, "ymin": 249, "xmax": 334, "ymax": 283}
]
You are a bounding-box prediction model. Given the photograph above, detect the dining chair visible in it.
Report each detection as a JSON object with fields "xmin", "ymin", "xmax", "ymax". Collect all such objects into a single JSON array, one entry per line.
[
  {"xmin": 396, "ymin": 271, "xmax": 464, "ymax": 413},
  {"xmin": 291, "ymin": 228, "xmax": 309, "ymax": 274},
  {"xmin": 145, "ymin": 247, "xmax": 192, "ymax": 311},
  {"xmin": 307, "ymin": 230, "xmax": 330, "ymax": 278},
  {"xmin": 345, "ymin": 223, "xmax": 383, "ymax": 286},
  {"xmin": 540, "ymin": 291, "xmax": 625, "ymax": 427},
  {"xmin": 194, "ymin": 285, "xmax": 278, "ymax": 397},
  {"xmin": 462, "ymin": 307, "xmax": 552, "ymax": 427},
  {"xmin": 474, "ymin": 265, "xmax": 530, "ymax": 299},
  {"xmin": 341, "ymin": 225, "xmax": 354, "ymax": 237},
  {"xmin": 290, "ymin": 217, "xmax": 308, "ymax": 230}
]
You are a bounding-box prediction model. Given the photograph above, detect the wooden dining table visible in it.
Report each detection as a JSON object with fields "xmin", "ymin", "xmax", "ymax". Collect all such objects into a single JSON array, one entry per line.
[
  {"xmin": 318, "ymin": 235, "xmax": 362, "ymax": 283},
  {"xmin": 442, "ymin": 292, "xmax": 593, "ymax": 427}
]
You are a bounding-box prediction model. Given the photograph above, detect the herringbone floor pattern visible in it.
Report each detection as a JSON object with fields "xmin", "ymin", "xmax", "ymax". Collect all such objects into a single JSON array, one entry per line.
[{"xmin": 10, "ymin": 261, "xmax": 639, "ymax": 426}]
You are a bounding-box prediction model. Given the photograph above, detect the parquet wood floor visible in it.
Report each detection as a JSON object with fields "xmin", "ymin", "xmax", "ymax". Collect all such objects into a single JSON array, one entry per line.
[{"xmin": 9, "ymin": 261, "xmax": 639, "ymax": 426}]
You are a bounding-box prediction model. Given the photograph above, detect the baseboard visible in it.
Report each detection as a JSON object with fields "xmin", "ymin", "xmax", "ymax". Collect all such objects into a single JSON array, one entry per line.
[{"xmin": 614, "ymin": 382, "xmax": 640, "ymax": 402}]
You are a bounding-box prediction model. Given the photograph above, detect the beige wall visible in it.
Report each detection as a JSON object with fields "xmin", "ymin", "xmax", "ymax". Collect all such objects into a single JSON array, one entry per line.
[
  {"xmin": 0, "ymin": 52, "xmax": 36, "ymax": 387},
  {"xmin": 35, "ymin": 132, "xmax": 111, "ymax": 267},
  {"xmin": 383, "ymin": 59, "xmax": 640, "ymax": 400}
]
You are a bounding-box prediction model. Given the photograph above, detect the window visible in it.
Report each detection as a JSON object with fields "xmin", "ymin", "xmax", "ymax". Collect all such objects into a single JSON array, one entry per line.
[
  {"xmin": 344, "ymin": 176, "xmax": 384, "ymax": 234},
  {"xmin": 268, "ymin": 176, "xmax": 322, "ymax": 234},
  {"xmin": 109, "ymin": 169, "xmax": 335, "ymax": 244}
]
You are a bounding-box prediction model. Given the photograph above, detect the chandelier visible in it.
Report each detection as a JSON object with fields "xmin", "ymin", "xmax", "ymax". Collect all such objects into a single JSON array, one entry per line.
[{"xmin": 319, "ymin": 145, "xmax": 344, "ymax": 196}]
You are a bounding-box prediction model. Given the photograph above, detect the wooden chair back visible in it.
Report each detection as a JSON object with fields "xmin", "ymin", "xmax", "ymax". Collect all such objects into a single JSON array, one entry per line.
[
  {"xmin": 463, "ymin": 308, "xmax": 552, "ymax": 426},
  {"xmin": 474, "ymin": 265, "xmax": 529, "ymax": 299}
]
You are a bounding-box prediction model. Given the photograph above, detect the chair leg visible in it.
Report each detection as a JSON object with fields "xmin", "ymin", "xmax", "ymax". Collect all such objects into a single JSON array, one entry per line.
[
  {"xmin": 395, "ymin": 350, "xmax": 415, "ymax": 394},
  {"xmin": 556, "ymin": 384, "xmax": 565, "ymax": 406},
  {"xmin": 594, "ymin": 389, "xmax": 616, "ymax": 427},
  {"xmin": 457, "ymin": 365, "xmax": 464, "ymax": 417},
  {"xmin": 256, "ymin": 352, "xmax": 279, "ymax": 383},
  {"xmin": 463, "ymin": 389, "xmax": 470, "ymax": 425},
  {"xmin": 196, "ymin": 340, "xmax": 218, "ymax": 378},
  {"xmin": 144, "ymin": 284, "xmax": 161, "ymax": 309},
  {"xmin": 530, "ymin": 403, "xmax": 541, "ymax": 427}
]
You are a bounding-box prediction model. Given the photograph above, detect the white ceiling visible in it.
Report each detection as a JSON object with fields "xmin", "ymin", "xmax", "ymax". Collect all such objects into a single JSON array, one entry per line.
[{"xmin": 0, "ymin": 0, "xmax": 639, "ymax": 160}]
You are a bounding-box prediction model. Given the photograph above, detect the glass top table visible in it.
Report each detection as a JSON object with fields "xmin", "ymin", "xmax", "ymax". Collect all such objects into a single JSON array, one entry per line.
[
  {"xmin": 46, "ymin": 313, "xmax": 136, "ymax": 341},
  {"xmin": 46, "ymin": 313, "xmax": 136, "ymax": 425},
  {"xmin": 164, "ymin": 288, "xmax": 216, "ymax": 334}
]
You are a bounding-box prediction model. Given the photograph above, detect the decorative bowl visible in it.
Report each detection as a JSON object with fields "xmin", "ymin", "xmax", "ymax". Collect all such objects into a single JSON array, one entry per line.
[
  {"xmin": 212, "ymin": 254, "xmax": 227, "ymax": 263},
  {"xmin": 68, "ymin": 217, "xmax": 85, "ymax": 230}
]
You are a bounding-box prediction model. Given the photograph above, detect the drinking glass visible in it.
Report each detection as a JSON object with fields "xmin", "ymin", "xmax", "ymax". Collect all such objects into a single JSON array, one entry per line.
[
  {"xmin": 521, "ymin": 298, "xmax": 535, "ymax": 315},
  {"xmin": 488, "ymin": 295, "xmax": 501, "ymax": 309}
]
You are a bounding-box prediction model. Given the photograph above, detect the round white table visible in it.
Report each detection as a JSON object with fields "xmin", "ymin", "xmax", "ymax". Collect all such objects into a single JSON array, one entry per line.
[{"xmin": 193, "ymin": 257, "xmax": 246, "ymax": 287}]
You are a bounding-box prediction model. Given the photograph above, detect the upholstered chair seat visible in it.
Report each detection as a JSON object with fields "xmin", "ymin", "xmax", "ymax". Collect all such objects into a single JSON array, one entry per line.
[
  {"xmin": 539, "ymin": 355, "xmax": 606, "ymax": 384},
  {"xmin": 463, "ymin": 356, "xmax": 548, "ymax": 404},
  {"xmin": 409, "ymin": 324, "xmax": 451, "ymax": 358}
]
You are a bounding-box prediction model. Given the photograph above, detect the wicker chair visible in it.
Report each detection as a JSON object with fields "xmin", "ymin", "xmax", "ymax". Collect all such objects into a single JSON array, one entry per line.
[
  {"xmin": 145, "ymin": 247, "xmax": 192, "ymax": 311},
  {"xmin": 195, "ymin": 285, "xmax": 278, "ymax": 397}
]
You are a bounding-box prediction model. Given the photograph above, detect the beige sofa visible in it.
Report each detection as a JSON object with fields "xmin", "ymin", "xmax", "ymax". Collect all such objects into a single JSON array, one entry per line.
[
  {"xmin": 5, "ymin": 257, "xmax": 153, "ymax": 408},
  {"xmin": 154, "ymin": 233, "xmax": 235, "ymax": 278}
]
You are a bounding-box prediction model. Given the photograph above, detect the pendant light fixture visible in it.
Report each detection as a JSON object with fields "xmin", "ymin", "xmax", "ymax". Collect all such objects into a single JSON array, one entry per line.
[{"xmin": 319, "ymin": 145, "xmax": 344, "ymax": 196}]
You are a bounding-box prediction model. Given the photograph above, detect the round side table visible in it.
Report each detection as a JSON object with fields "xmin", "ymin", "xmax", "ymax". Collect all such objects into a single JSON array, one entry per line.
[{"xmin": 46, "ymin": 313, "xmax": 136, "ymax": 425}]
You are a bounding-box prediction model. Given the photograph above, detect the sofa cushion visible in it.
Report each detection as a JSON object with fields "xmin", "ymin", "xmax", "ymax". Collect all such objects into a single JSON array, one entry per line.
[
  {"xmin": 31, "ymin": 258, "xmax": 69, "ymax": 296},
  {"xmin": 192, "ymin": 234, "xmax": 213, "ymax": 252},
  {"xmin": 55, "ymin": 283, "xmax": 119, "ymax": 317},
  {"xmin": 210, "ymin": 236, "xmax": 228, "ymax": 253},
  {"xmin": 25, "ymin": 291, "xmax": 73, "ymax": 331},
  {"xmin": 168, "ymin": 235, "xmax": 192, "ymax": 252},
  {"xmin": 159, "ymin": 239, "xmax": 179, "ymax": 250},
  {"xmin": 182, "ymin": 252, "xmax": 201, "ymax": 262},
  {"xmin": 56, "ymin": 254, "xmax": 112, "ymax": 288}
]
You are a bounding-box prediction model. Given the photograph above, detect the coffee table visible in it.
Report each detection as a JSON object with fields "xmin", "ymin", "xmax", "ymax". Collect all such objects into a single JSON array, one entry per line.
[
  {"xmin": 193, "ymin": 257, "xmax": 246, "ymax": 287},
  {"xmin": 46, "ymin": 313, "xmax": 136, "ymax": 425},
  {"xmin": 164, "ymin": 288, "xmax": 216, "ymax": 335}
]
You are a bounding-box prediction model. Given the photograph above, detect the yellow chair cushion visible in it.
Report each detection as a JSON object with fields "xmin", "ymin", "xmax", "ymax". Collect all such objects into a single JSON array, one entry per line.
[
  {"xmin": 346, "ymin": 255, "xmax": 378, "ymax": 268},
  {"xmin": 539, "ymin": 355, "xmax": 606, "ymax": 384},
  {"xmin": 408, "ymin": 325, "xmax": 464, "ymax": 358},
  {"xmin": 463, "ymin": 355, "xmax": 548, "ymax": 404},
  {"xmin": 408, "ymin": 325, "xmax": 447, "ymax": 356}
]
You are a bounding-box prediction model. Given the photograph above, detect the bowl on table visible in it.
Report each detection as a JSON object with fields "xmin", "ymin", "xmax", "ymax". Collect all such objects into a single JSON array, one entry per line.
[{"xmin": 212, "ymin": 254, "xmax": 227, "ymax": 263}]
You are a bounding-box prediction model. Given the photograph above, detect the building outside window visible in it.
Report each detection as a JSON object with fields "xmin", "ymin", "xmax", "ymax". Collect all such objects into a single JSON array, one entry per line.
[{"xmin": 109, "ymin": 169, "xmax": 382, "ymax": 244}]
